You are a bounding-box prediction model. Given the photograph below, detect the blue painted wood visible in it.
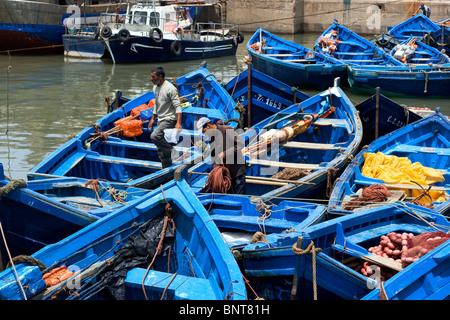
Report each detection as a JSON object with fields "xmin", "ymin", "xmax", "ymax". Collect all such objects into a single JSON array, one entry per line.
[
  {"xmin": 314, "ymin": 21, "xmax": 405, "ymax": 68},
  {"xmin": 362, "ymin": 238, "xmax": 450, "ymax": 300},
  {"xmin": 197, "ymin": 193, "xmax": 326, "ymax": 248},
  {"xmin": 329, "ymin": 110, "xmax": 450, "ymax": 217},
  {"xmin": 29, "ymin": 66, "xmax": 239, "ymax": 189},
  {"xmin": 389, "ymin": 37, "xmax": 450, "ymax": 65},
  {"xmin": 247, "ymin": 27, "xmax": 348, "ymax": 89},
  {"xmin": 188, "ymin": 80, "xmax": 362, "ymax": 203},
  {"xmin": 0, "ymin": 178, "xmax": 247, "ymax": 300},
  {"xmin": 0, "ymin": 163, "xmax": 148, "ymax": 268},
  {"xmin": 347, "ymin": 63, "xmax": 450, "ymax": 97},
  {"xmin": 241, "ymin": 203, "xmax": 450, "ymax": 300},
  {"xmin": 62, "ymin": 29, "xmax": 105, "ymax": 59},
  {"xmin": 225, "ymin": 64, "xmax": 311, "ymax": 126},
  {"xmin": 354, "ymin": 92, "xmax": 422, "ymax": 148}
]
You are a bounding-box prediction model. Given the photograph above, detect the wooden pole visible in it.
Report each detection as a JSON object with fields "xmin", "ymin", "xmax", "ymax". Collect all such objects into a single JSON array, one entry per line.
[
  {"xmin": 247, "ymin": 65, "xmax": 252, "ymax": 128},
  {"xmin": 375, "ymin": 87, "xmax": 379, "ymax": 139}
]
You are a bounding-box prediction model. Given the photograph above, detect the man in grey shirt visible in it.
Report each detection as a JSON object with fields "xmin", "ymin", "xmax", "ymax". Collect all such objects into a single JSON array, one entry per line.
[{"xmin": 148, "ymin": 66, "xmax": 182, "ymax": 168}]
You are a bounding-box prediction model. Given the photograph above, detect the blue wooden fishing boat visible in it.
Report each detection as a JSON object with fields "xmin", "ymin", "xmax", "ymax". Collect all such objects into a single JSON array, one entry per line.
[
  {"xmin": 354, "ymin": 91, "xmax": 422, "ymax": 148},
  {"xmin": 362, "ymin": 237, "xmax": 450, "ymax": 300},
  {"xmin": 328, "ymin": 110, "xmax": 450, "ymax": 216},
  {"xmin": 390, "ymin": 36, "xmax": 450, "ymax": 65},
  {"xmin": 188, "ymin": 78, "xmax": 362, "ymax": 204},
  {"xmin": 315, "ymin": 21, "xmax": 404, "ymax": 68},
  {"xmin": 242, "ymin": 203, "xmax": 450, "ymax": 300},
  {"xmin": 0, "ymin": 174, "xmax": 247, "ymax": 300},
  {"xmin": 197, "ymin": 193, "xmax": 326, "ymax": 249},
  {"xmin": 347, "ymin": 63, "xmax": 450, "ymax": 97},
  {"xmin": 99, "ymin": 2, "xmax": 243, "ymax": 64},
  {"xmin": 225, "ymin": 63, "xmax": 311, "ymax": 128},
  {"xmin": 387, "ymin": 13, "xmax": 450, "ymax": 54},
  {"xmin": 28, "ymin": 66, "xmax": 239, "ymax": 189},
  {"xmin": 0, "ymin": 163, "xmax": 148, "ymax": 269},
  {"xmin": 247, "ymin": 27, "xmax": 348, "ymax": 89}
]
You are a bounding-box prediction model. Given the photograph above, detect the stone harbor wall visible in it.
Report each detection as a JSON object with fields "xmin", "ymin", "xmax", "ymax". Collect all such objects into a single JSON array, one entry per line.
[{"xmin": 226, "ymin": 0, "xmax": 450, "ymax": 34}]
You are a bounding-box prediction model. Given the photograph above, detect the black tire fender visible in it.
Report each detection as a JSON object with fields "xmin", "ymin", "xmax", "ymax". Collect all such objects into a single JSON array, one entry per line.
[
  {"xmin": 118, "ymin": 29, "xmax": 130, "ymax": 42},
  {"xmin": 150, "ymin": 27, "xmax": 163, "ymax": 43},
  {"xmin": 170, "ymin": 40, "xmax": 182, "ymax": 56},
  {"xmin": 100, "ymin": 26, "xmax": 112, "ymax": 39}
]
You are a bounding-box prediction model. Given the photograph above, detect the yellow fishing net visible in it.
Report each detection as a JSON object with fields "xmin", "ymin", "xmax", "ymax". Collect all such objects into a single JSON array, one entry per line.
[{"xmin": 362, "ymin": 152, "xmax": 446, "ymax": 203}]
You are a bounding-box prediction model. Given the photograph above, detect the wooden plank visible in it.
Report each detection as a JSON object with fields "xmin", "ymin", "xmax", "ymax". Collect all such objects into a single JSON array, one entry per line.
[
  {"xmin": 85, "ymin": 154, "xmax": 162, "ymax": 170},
  {"xmin": 285, "ymin": 59, "xmax": 316, "ymax": 63},
  {"xmin": 248, "ymin": 158, "xmax": 320, "ymax": 170},
  {"xmin": 281, "ymin": 141, "xmax": 342, "ymax": 150},
  {"xmin": 333, "ymin": 244, "xmax": 403, "ymax": 271},
  {"xmin": 355, "ymin": 179, "xmax": 449, "ymax": 192},
  {"xmin": 104, "ymin": 139, "xmax": 192, "ymax": 153},
  {"xmin": 264, "ymin": 53, "xmax": 298, "ymax": 57}
]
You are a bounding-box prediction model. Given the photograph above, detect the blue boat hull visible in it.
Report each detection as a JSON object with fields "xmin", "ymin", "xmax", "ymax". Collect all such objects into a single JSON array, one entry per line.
[
  {"xmin": 247, "ymin": 27, "xmax": 347, "ymax": 89},
  {"xmin": 225, "ymin": 64, "xmax": 311, "ymax": 128},
  {"xmin": 105, "ymin": 36, "xmax": 238, "ymax": 63},
  {"xmin": 348, "ymin": 65, "xmax": 450, "ymax": 97},
  {"xmin": 0, "ymin": 164, "xmax": 148, "ymax": 268},
  {"xmin": 355, "ymin": 92, "xmax": 422, "ymax": 148},
  {"xmin": 242, "ymin": 203, "xmax": 450, "ymax": 300},
  {"xmin": 63, "ymin": 33, "xmax": 106, "ymax": 59},
  {"xmin": 0, "ymin": 23, "xmax": 65, "ymax": 53},
  {"xmin": 0, "ymin": 177, "xmax": 247, "ymax": 300}
]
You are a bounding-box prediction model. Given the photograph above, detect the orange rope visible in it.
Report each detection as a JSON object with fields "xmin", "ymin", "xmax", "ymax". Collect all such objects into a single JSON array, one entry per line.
[
  {"xmin": 205, "ymin": 165, "xmax": 233, "ymax": 194},
  {"xmin": 141, "ymin": 185, "xmax": 175, "ymax": 300}
]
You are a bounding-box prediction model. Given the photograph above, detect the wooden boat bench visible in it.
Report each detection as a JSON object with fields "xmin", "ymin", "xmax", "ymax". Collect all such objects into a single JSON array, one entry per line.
[
  {"xmin": 125, "ymin": 268, "xmax": 217, "ymax": 299},
  {"xmin": 281, "ymin": 141, "xmax": 344, "ymax": 150},
  {"xmin": 248, "ymin": 158, "xmax": 321, "ymax": 170},
  {"xmin": 354, "ymin": 179, "xmax": 449, "ymax": 193},
  {"xmin": 285, "ymin": 59, "xmax": 316, "ymax": 64},
  {"xmin": 104, "ymin": 138, "xmax": 192, "ymax": 153},
  {"xmin": 386, "ymin": 143, "xmax": 450, "ymax": 157},
  {"xmin": 314, "ymin": 117, "xmax": 349, "ymax": 128},
  {"xmin": 84, "ymin": 154, "xmax": 163, "ymax": 170}
]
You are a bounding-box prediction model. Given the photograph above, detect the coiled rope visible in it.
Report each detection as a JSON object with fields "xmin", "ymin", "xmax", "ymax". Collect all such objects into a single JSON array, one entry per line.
[{"xmin": 205, "ymin": 165, "xmax": 233, "ymax": 194}]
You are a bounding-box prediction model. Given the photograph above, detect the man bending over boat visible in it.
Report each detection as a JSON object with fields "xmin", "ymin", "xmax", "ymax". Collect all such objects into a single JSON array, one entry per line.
[
  {"xmin": 197, "ymin": 117, "xmax": 247, "ymax": 194},
  {"xmin": 148, "ymin": 66, "xmax": 182, "ymax": 168},
  {"xmin": 414, "ymin": 3, "xmax": 431, "ymax": 18}
]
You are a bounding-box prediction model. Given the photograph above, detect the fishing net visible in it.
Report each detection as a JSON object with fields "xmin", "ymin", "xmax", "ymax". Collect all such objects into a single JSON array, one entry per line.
[
  {"xmin": 272, "ymin": 167, "xmax": 311, "ymax": 180},
  {"xmin": 100, "ymin": 213, "xmax": 175, "ymax": 300},
  {"xmin": 344, "ymin": 184, "xmax": 392, "ymax": 210},
  {"xmin": 401, "ymin": 231, "xmax": 450, "ymax": 267}
]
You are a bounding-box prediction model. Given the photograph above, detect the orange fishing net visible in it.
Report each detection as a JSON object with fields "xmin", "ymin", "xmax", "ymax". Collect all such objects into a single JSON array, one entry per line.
[
  {"xmin": 43, "ymin": 266, "xmax": 74, "ymax": 287},
  {"xmin": 120, "ymin": 119, "xmax": 143, "ymax": 137}
]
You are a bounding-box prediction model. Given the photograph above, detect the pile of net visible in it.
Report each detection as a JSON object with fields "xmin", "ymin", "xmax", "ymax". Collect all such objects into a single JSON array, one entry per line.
[
  {"xmin": 99, "ymin": 214, "xmax": 175, "ymax": 300},
  {"xmin": 344, "ymin": 184, "xmax": 392, "ymax": 210},
  {"xmin": 356, "ymin": 231, "xmax": 450, "ymax": 281},
  {"xmin": 272, "ymin": 167, "xmax": 312, "ymax": 180}
]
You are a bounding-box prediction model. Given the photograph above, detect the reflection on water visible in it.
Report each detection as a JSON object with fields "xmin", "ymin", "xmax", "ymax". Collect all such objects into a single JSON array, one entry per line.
[{"xmin": 0, "ymin": 32, "xmax": 449, "ymax": 179}]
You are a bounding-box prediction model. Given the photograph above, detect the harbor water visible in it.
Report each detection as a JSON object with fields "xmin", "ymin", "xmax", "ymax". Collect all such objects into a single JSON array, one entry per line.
[{"xmin": 1, "ymin": 32, "xmax": 449, "ymax": 180}]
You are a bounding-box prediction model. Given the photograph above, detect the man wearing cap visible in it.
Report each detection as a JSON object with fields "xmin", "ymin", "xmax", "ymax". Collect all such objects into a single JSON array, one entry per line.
[
  {"xmin": 148, "ymin": 66, "xmax": 182, "ymax": 168},
  {"xmin": 415, "ymin": 3, "xmax": 431, "ymax": 17},
  {"xmin": 197, "ymin": 117, "xmax": 247, "ymax": 194}
]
